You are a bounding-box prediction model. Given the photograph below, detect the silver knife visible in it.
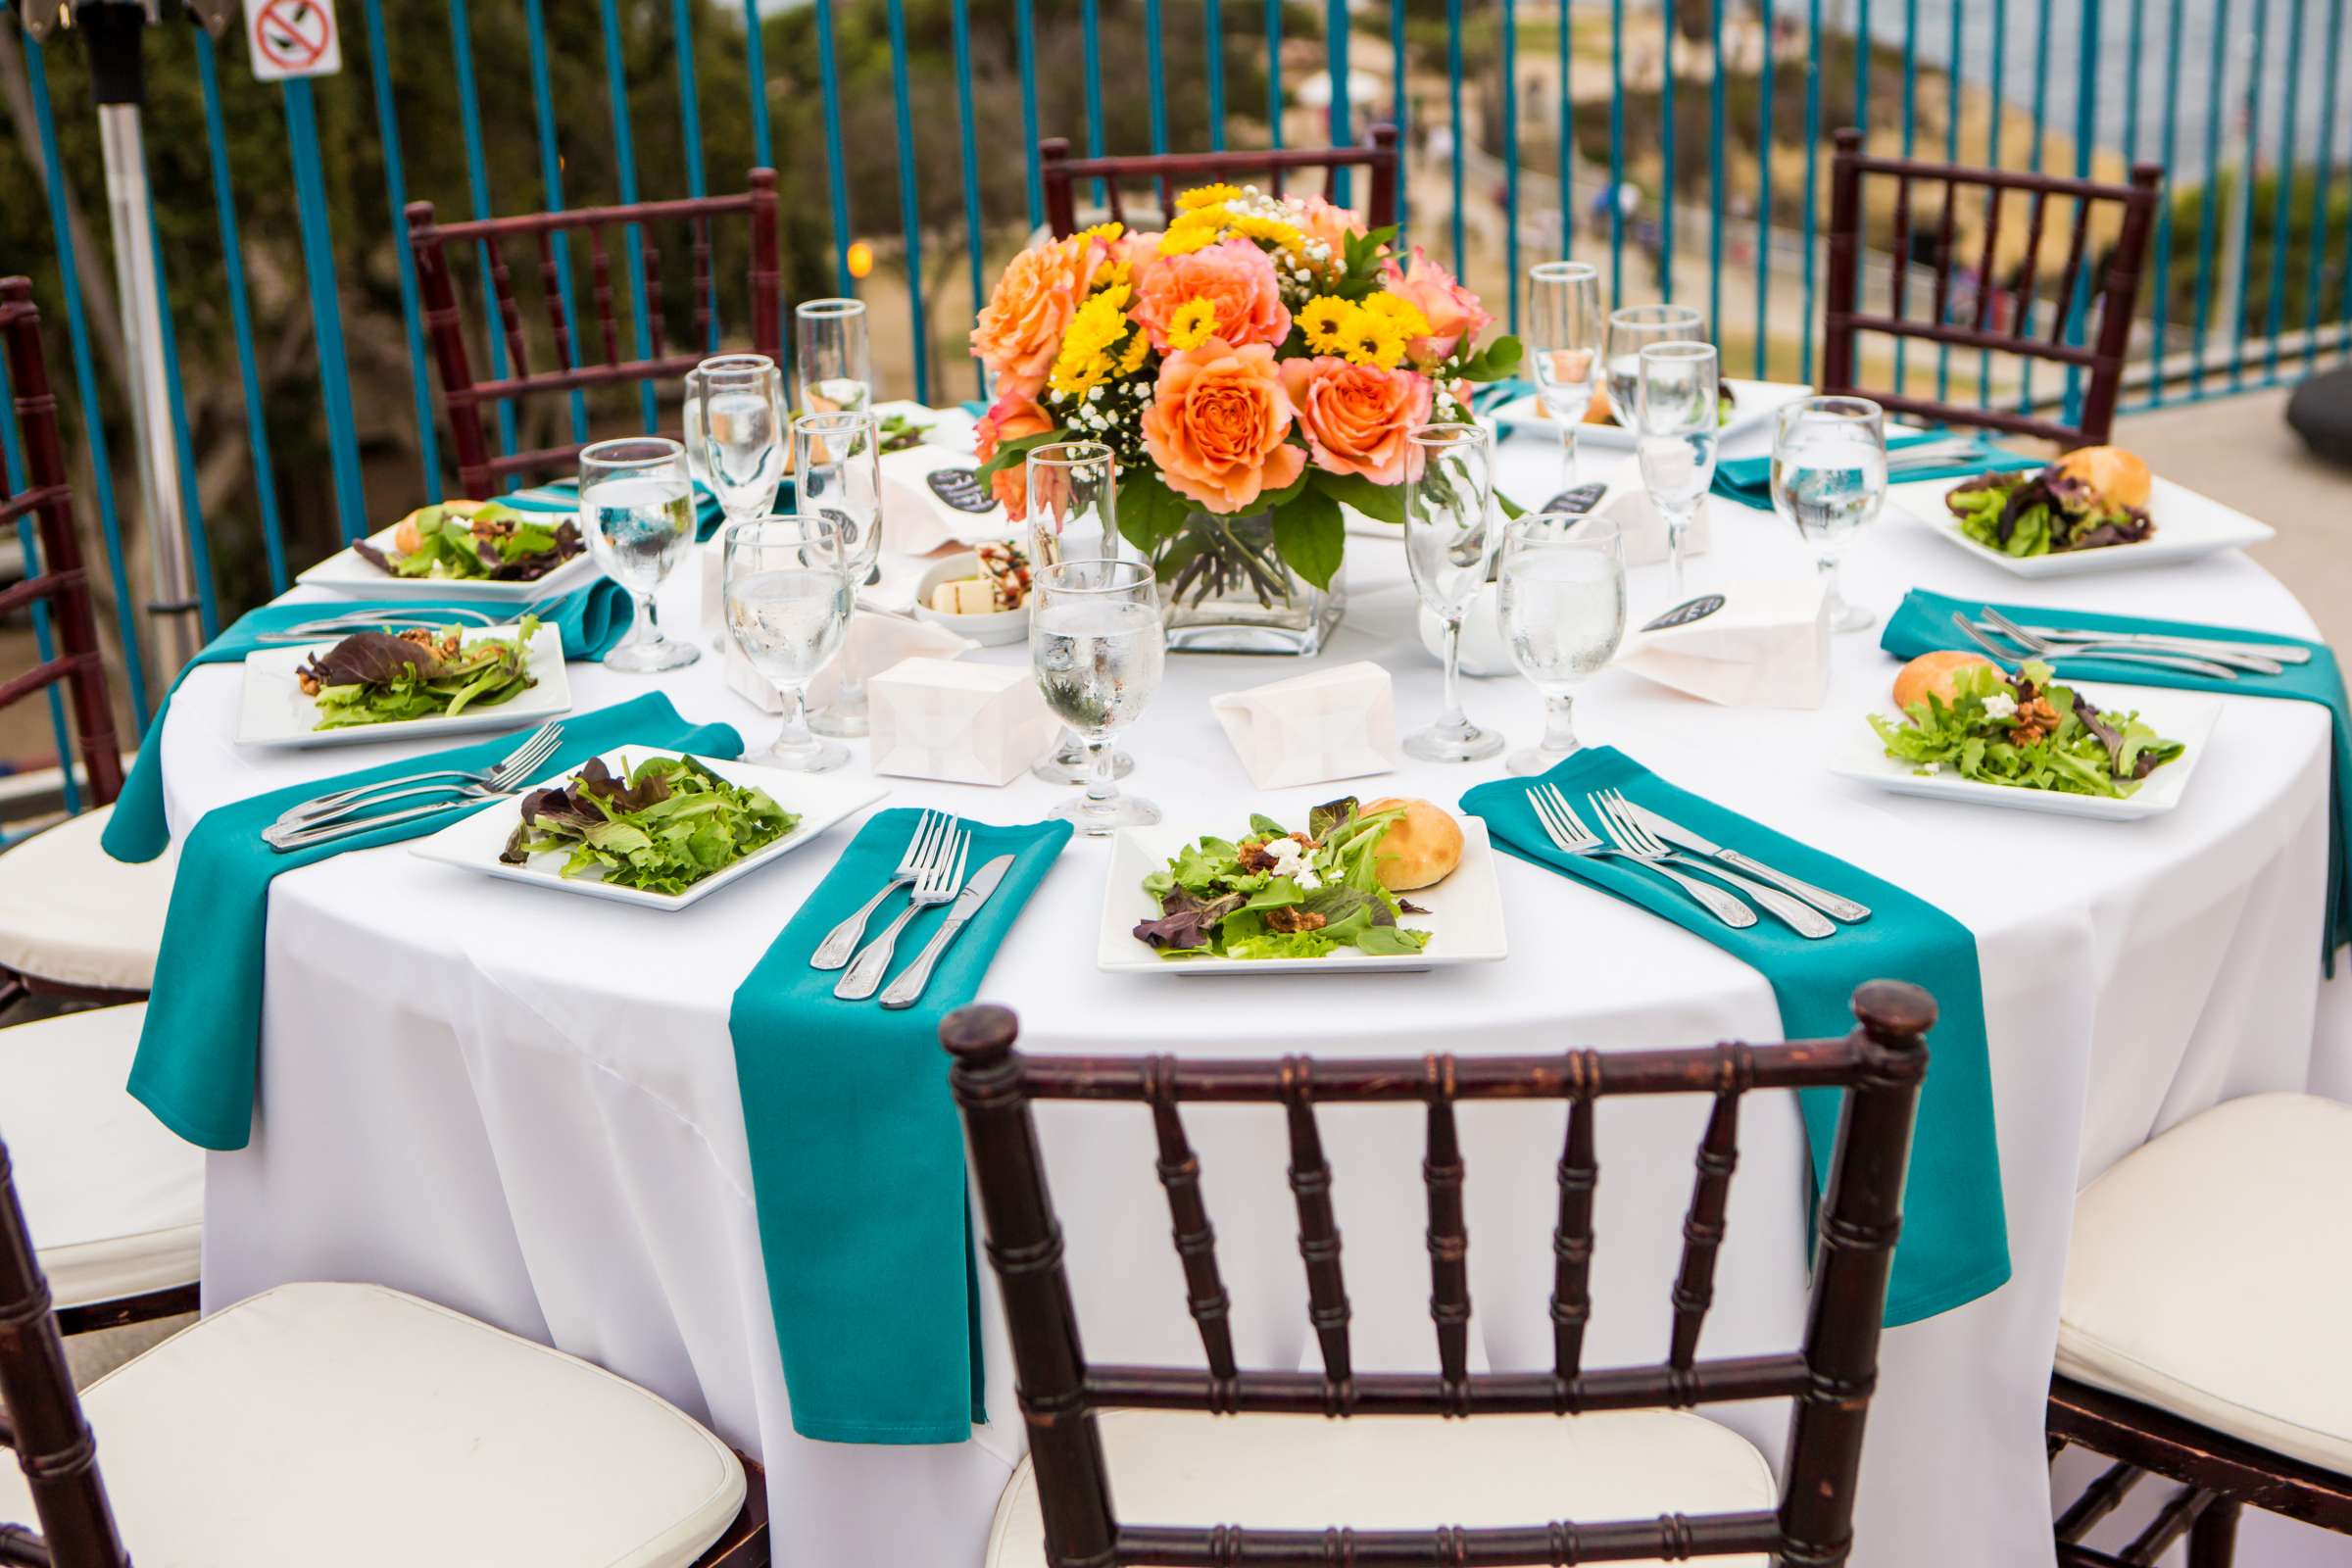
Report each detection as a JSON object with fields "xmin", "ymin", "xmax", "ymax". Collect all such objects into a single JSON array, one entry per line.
[
  {"xmin": 878, "ymin": 854, "xmax": 1013, "ymax": 1009},
  {"xmin": 1618, "ymin": 803, "xmax": 1872, "ymax": 924},
  {"xmin": 2018, "ymin": 623, "xmax": 2312, "ymax": 665}
]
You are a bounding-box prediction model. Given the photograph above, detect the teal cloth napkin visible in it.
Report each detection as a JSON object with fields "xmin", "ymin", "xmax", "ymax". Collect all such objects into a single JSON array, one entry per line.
[
  {"xmin": 1885, "ymin": 586, "xmax": 2352, "ymax": 966},
  {"xmin": 1461, "ymin": 747, "xmax": 2010, "ymax": 1326},
  {"xmin": 506, "ymin": 477, "xmax": 733, "ymax": 542},
  {"xmin": 101, "ymin": 583, "xmax": 636, "ymax": 865},
  {"xmin": 1712, "ymin": 431, "xmax": 2045, "ymax": 511},
  {"xmin": 127, "ymin": 693, "xmax": 742, "ymax": 1151},
  {"xmin": 729, "ymin": 808, "xmax": 1073, "ymax": 1444}
]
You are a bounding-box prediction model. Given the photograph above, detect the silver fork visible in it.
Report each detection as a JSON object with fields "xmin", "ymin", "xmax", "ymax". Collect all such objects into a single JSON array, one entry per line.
[
  {"xmin": 1591, "ymin": 790, "xmax": 1835, "ymax": 939},
  {"xmin": 1978, "ymin": 606, "xmax": 2282, "ymax": 675},
  {"xmin": 835, "ymin": 826, "xmax": 966, "ymax": 1001},
  {"xmin": 809, "ymin": 810, "xmax": 946, "ymax": 970},
  {"xmin": 1952, "ymin": 612, "xmax": 2239, "ymax": 682},
  {"xmin": 274, "ymin": 722, "xmax": 564, "ymax": 831},
  {"xmin": 263, "ymin": 779, "xmax": 524, "ymax": 852},
  {"xmin": 1524, "ymin": 786, "xmax": 1755, "ymax": 929}
]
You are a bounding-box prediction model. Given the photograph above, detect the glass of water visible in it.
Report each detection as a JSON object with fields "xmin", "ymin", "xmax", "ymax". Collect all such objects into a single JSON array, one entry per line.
[
  {"xmin": 684, "ymin": 353, "xmax": 775, "ymax": 503},
  {"xmin": 722, "ymin": 514, "xmax": 855, "ymax": 771},
  {"xmin": 795, "ymin": 298, "xmax": 872, "ymax": 416},
  {"xmin": 694, "ymin": 356, "xmax": 787, "ymax": 528},
  {"xmin": 1770, "ymin": 395, "xmax": 1888, "ymax": 633},
  {"xmin": 1024, "ymin": 441, "xmax": 1136, "ymax": 787},
  {"xmin": 1635, "ymin": 340, "xmax": 1721, "ymax": 600},
  {"xmin": 1402, "ymin": 422, "xmax": 1504, "ymax": 764},
  {"xmin": 1527, "ymin": 261, "xmax": 1603, "ymax": 503},
  {"xmin": 580, "ymin": 436, "xmax": 700, "ymax": 672},
  {"xmin": 794, "ymin": 411, "xmax": 885, "ymax": 737},
  {"xmin": 1032, "ymin": 559, "xmax": 1163, "ymax": 835},
  {"xmin": 1604, "ymin": 303, "xmax": 1703, "ymax": 429},
  {"xmin": 1498, "ymin": 513, "xmax": 1627, "ymax": 774}
]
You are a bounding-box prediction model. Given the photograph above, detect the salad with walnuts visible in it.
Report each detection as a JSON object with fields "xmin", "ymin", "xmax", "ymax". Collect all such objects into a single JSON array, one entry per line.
[
  {"xmin": 296, "ymin": 618, "xmax": 539, "ymax": 730},
  {"xmin": 1945, "ymin": 445, "xmax": 2154, "ymax": 558},
  {"xmin": 1872, "ymin": 656, "xmax": 2185, "ymax": 798},
  {"xmin": 502, "ymin": 754, "xmax": 798, "ymax": 895}
]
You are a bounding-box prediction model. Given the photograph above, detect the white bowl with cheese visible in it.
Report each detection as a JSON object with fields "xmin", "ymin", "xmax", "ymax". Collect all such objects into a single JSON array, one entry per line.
[{"xmin": 913, "ymin": 552, "xmax": 1030, "ymax": 645}]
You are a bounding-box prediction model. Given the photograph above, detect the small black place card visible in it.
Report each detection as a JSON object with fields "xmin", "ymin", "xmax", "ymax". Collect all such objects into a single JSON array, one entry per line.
[
  {"xmin": 1642, "ymin": 594, "xmax": 1726, "ymax": 632},
  {"xmin": 926, "ymin": 466, "xmax": 997, "ymax": 515},
  {"xmin": 1540, "ymin": 482, "xmax": 1610, "ymax": 514}
]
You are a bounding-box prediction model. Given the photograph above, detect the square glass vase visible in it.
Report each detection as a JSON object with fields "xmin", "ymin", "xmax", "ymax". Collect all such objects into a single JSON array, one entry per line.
[{"xmin": 1153, "ymin": 511, "xmax": 1347, "ymax": 658}]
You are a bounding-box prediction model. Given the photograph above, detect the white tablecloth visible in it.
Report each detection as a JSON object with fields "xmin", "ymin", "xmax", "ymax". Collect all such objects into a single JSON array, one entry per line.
[{"xmin": 165, "ymin": 428, "xmax": 2347, "ymax": 1567}]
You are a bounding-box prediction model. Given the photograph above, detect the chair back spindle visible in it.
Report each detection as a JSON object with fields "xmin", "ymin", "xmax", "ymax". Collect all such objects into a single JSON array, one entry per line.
[{"xmin": 1040, "ymin": 126, "xmax": 1400, "ymax": 240}]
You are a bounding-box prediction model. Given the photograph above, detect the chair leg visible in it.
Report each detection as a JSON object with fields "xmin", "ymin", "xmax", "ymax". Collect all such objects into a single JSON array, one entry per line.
[{"xmin": 2186, "ymin": 1496, "xmax": 2242, "ymax": 1568}]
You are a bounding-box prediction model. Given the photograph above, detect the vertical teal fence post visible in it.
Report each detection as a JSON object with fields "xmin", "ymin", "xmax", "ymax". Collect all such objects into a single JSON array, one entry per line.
[
  {"xmin": 2059, "ymin": 0, "xmax": 2100, "ymax": 426},
  {"xmin": 1982, "ymin": 0, "xmax": 2008, "ymax": 405},
  {"xmin": 2305, "ymin": 0, "xmax": 2345, "ymax": 367},
  {"xmin": 953, "ymin": 0, "xmax": 987, "ymax": 398},
  {"xmin": 447, "ymin": 0, "xmax": 519, "ymax": 467},
  {"xmin": 1936, "ymin": 0, "xmax": 1958, "ymax": 401},
  {"xmin": 1657, "ymin": 0, "xmax": 1674, "ymax": 300},
  {"xmin": 1557, "ymin": 0, "xmax": 1573, "ymax": 264},
  {"xmin": 887, "ymin": 0, "xmax": 930, "ymax": 404},
  {"xmin": 670, "ymin": 0, "xmax": 716, "ymax": 354},
  {"xmin": 603, "ymin": 0, "xmax": 662, "ymax": 432},
  {"xmin": 1502, "ymin": 0, "xmax": 1520, "ymax": 334},
  {"xmin": 2231, "ymin": 0, "xmax": 2272, "ymax": 388},
  {"xmin": 280, "ymin": 79, "xmax": 369, "ymax": 546},
  {"xmin": 522, "ymin": 0, "xmax": 589, "ymax": 440},
  {"xmin": 1084, "ymin": 0, "xmax": 1105, "ymax": 188},
  {"xmin": 1799, "ymin": 0, "xmax": 1822, "ymax": 385},
  {"xmin": 1706, "ymin": 0, "xmax": 1723, "ymax": 348},
  {"xmin": 1756, "ymin": 0, "xmax": 1775, "ymax": 379},
  {"xmin": 2119, "ymin": 0, "xmax": 2147, "ymax": 408},
  {"xmin": 358, "ymin": 0, "xmax": 443, "ymax": 498},
  {"xmin": 2190, "ymin": 0, "xmax": 2233, "ymax": 397},
  {"xmin": 2016, "ymin": 0, "xmax": 2053, "ymax": 413},
  {"xmin": 1607, "ymin": 0, "xmax": 1624, "ymax": 300},
  {"xmin": 1894, "ymin": 0, "xmax": 1918, "ymax": 396},
  {"xmin": 2261, "ymin": 0, "xmax": 2307, "ymax": 381},
  {"xmin": 2149, "ymin": 0, "xmax": 2187, "ymax": 407},
  {"xmin": 816, "ymin": 0, "xmax": 855, "ymax": 297},
  {"xmin": 1326, "ymin": 0, "xmax": 1351, "ymax": 206},
  {"xmin": 1146, "ymin": 0, "xmax": 1168, "ymax": 155},
  {"xmin": 1264, "ymin": 0, "xmax": 1283, "ymax": 151},
  {"xmin": 1204, "ymin": 0, "xmax": 1225, "ymax": 150},
  {"xmin": 142, "ymin": 199, "xmax": 218, "ymax": 638},
  {"xmin": 743, "ymin": 0, "xmax": 771, "ymax": 166},
  {"xmin": 1446, "ymin": 0, "xmax": 1464, "ymax": 270},
  {"xmin": 1389, "ymin": 0, "xmax": 1405, "ymax": 241},
  {"xmin": 1018, "ymin": 0, "xmax": 1043, "ymax": 226}
]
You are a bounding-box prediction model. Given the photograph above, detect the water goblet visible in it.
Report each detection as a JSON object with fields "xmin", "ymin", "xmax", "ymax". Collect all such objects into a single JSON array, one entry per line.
[
  {"xmin": 1402, "ymin": 422, "xmax": 1505, "ymax": 763},
  {"xmin": 1604, "ymin": 303, "xmax": 1704, "ymax": 430},
  {"xmin": 694, "ymin": 356, "xmax": 787, "ymax": 529},
  {"xmin": 1770, "ymin": 395, "xmax": 1888, "ymax": 633},
  {"xmin": 683, "ymin": 352, "xmax": 777, "ymax": 505},
  {"xmin": 722, "ymin": 514, "xmax": 855, "ymax": 772},
  {"xmin": 795, "ymin": 298, "xmax": 872, "ymax": 416},
  {"xmin": 580, "ymin": 436, "xmax": 700, "ymax": 672},
  {"xmin": 1527, "ymin": 261, "xmax": 1603, "ymax": 504},
  {"xmin": 1498, "ymin": 513, "xmax": 1628, "ymax": 774},
  {"xmin": 794, "ymin": 410, "xmax": 885, "ymax": 737},
  {"xmin": 1025, "ymin": 440, "xmax": 1135, "ymax": 786},
  {"xmin": 1635, "ymin": 340, "xmax": 1721, "ymax": 600},
  {"xmin": 1032, "ymin": 559, "xmax": 1163, "ymax": 835}
]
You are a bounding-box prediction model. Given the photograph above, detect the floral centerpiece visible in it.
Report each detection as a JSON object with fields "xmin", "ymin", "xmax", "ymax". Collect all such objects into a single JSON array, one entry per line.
[{"xmin": 969, "ymin": 183, "xmax": 1521, "ymax": 653}]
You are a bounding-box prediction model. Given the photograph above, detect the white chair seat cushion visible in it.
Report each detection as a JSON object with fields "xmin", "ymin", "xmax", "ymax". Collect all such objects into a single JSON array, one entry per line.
[
  {"xmin": 0, "ymin": 806, "xmax": 172, "ymax": 992},
  {"xmin": 986, "ymin": 1408, "xmax": 1778, "ymax": 1567},
  {"xmin": 0, "ymin": 1282, "xmax": 745, "ymax": 1567},
  {"xmin": 2057, "ymin": 1092, "xmax": 2352, "ymax": 1477},
  {"xmin": 0, "ymin": 1004, "xmax": 199, "ymax": 1309}
]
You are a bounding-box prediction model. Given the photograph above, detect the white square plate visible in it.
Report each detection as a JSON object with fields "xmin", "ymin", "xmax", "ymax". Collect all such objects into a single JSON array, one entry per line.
[
  {"xmin": 234, "ymin": 621, "xmax": 571, "ymax": 750},
  {"xmin": 295, "ymin": 518, "xmax": 602, "ymax": 603},
  {"xmin": 407, "ymin": 747, "xmax": 886, "ymax": 909},
  {"xmin": 1494, "ymin": 377, "xmax": 1813, "ymax": 454},
  {"xmin": 1096, "ymin": 813, "xmax": 1509, "ymax": 974},
  {"xmin": 1896, "ymin": 472, "xmax": 2276, "ymax": 578},
  {"xmin": 1827, "ymin": 680, "xmax": 2223, "ymax": 820}
]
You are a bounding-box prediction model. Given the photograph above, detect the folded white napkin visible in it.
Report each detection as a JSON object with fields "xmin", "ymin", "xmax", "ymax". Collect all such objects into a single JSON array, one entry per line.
[
  {"xmin": 867, "ymin": 656, "xmax": 1059, "ymax": 786},
  {"xmin": 881, "ymin": 444, "xmax": 1018, "ymax": 555},
  {"xmin": 1209, "ymin": 661, "xmax": 1401, "ymax": 790},
  {"xmin": 720, "ymin": 612, "xmax": 976, "ymax": 714},
  {"xmin": 1617, "ymin": 577, "xmax": 1831, "ymax": 709}
]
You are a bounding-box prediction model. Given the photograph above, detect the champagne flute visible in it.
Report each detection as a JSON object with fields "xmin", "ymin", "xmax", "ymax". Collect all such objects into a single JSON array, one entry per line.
[
  {"xmin": 580, "ymin": 436, "xmax": 700, "ymax": 672},
  {"xmin": 795, "ymin": 298, "xmax": 872, "ymax": 416},
  {"xmin": 1025, "ymin": 440, "xmax": 1136, "ymax": 786},
  {"xmin": 1498, "ymin": 512, "xmax": 1627, "ymax": 774},
  {"xmin": 684, "ymin": 352, "xmax": 776, "ymax": 503},
  {"xmin": 1604, "ymin": 303, "xmax": 1704, "ymax": 429},
  {"xmin": 1635, "ymin": 340, "xmax": 1721, "ymax": 600},
  {"xmin": 794, "ymin": 411, "xmax": 885, "ymax": 737},
  {"xmin": 1032, "ymin": 559, "xmax": 1163, "ymax": 835},
  {"xmin": 1770, "ymin": 395, "xmax": 1888, "ymax": 633},
  {"xmin": 1527, "ymin": 261, "xmax": 1603, "ymax": 503},
  {"xmin": 1402, "ymin": 422, "xmax": 1504, "ymax": 763},
  {"xmin": 694, "ymin": 356, "xmax": 787, "ymax": 529},
  {"xmin": 723, "ymin": 514, "xmax": 855, "ymax": 771}
]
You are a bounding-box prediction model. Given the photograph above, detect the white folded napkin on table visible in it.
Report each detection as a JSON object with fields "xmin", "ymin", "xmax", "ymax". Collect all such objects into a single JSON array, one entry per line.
[
  {"xmin": 880, "ymin": 444, "xmax": 1018, "ymax": 556},
  {"xmin": 721, "ymin": 612, "xmax": 978, "ymax": 715},
  {"xmin": 1616, "ymin": 577, "xmax": 1831, "ymax": 710},
  {"xmin": 1209, "ymin": 662, "xmax": 1402, "ymax": 790},
  {"xmin": 867, "ymin": 656, "xmax": 1059, "ymax": 786}
]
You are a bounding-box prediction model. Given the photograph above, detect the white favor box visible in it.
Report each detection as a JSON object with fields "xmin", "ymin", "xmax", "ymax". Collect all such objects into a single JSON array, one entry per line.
[
  {"xmin": 1209, "ymin": 662, "xmax": 1401, "ymax": 790},
  {"xmin": 867, "ymin": 657, "xmax": 1059, "ymax": 786},
  {"xmin": 720, "ymin": 613, "xmax": 977, "ymax": 714},
  {"xmin": 879, "ymin": 444, "xmax": 1016, "ymax": 554},
  {"xmin": 1618, "ymin": 577, "xmax": 1832, "ymax": 709},
  {"xmin": 1594, "ymin": 466, "xmax": 1712, "ymax": 567}
]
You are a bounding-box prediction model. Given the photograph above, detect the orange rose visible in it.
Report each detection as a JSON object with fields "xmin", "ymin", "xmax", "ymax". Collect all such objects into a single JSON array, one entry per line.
[
  {"xmin": 1141, "ymin": 337, "xmax": 1307, "ymax": 514},
  {"xmin": 970, "ymin": 232, "xmax": 1109, "ymax": 400},
  {"xmin": 1286, "ymin": 193, "xmax": 1367, "ymax": 255},
  {"xmin": 1278, "ymin": 356, "xmax": 1434, "ymax": 486},
  {"xmin": 1131, "ymin": 237, "xmax": 1294, "ymax": 352},
  {"xmin": 1380, "ymin": 246, "xmax": 1494, "ymax": 362},
  {"xmin": 973, "ymin": 390, "xmax": 1054, "ymax": 519}
]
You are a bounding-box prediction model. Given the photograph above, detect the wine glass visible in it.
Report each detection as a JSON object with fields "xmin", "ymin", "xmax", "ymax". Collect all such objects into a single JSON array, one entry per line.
[
  {"xmin": 1498, "ymin": 512, "xmax": 1627, "ymax": 774},
  {"xmin": 1604, "ymin": 303, "xmax": 1704, "ymax": 430},
  {"xmin": 795, "ymin": 298, "xmax": 872, "ymax": 416},
  {"xmin": 694, "ymin": 356, "xmax": 787, "ymax": 529},
  {"xmin": 1527, "ymin": 261, "xmax": 1603, "ymax": 504},
  {"xmin": 1032, "ymin": 558, "xmax": 1163, "ymax": 835},
  {"xmin": 722, "ymin": 514, "xmax": 855, "ymax": 771},
  {"xmin": 1635, "ymin": 340, "xmax": 1721, "ymax": 600},
  {"xmin": 794, "ymin": 411, "xmax": 885, "ymax": 737},
  {"xmin": 1025, "ymin": 441, "xmax": 1136, "ymax": 787},
  {"xmin": 579, "ymin": 436, "xmax": 700, "ymax": 672},
  {"xmin": 1402, "ymin": 422, "xmax": 1504, "ymax": 764},
  {"xmin": 1770, "ymin": 395, "xmax": 1888, "ymax": 633}
]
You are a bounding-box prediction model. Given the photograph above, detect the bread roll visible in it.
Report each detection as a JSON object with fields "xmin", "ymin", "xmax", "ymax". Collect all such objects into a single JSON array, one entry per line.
[
  {"xmin": 1892, "ymin": 651, "xmax": 1995, "ymax": 710},
  {"xmin": 1362, "ymin": 797, "xmax": 1465, "ymax": 892},
  {"xmin": 2054, "ymin": 446, "xmax": 2152, "ymax": 511}
]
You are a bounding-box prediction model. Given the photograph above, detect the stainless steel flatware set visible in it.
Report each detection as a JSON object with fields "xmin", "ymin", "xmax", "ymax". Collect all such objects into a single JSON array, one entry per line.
[
  {"xmin": 1954, "ymin": 607, "xmax": 2305, "ymax": 682},
  {"xmin": 814, "ymin": 812, "xmax": 1013, "ymax": 1007},
  {"xmin": 261, "ymin": 721, "xmax": 564, "ymax": 853}
]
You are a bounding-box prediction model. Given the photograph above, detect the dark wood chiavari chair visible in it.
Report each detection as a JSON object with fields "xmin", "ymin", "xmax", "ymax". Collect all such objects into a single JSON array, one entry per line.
[
  {"xmin": 1823, "ymin": 127, "xmax": 2163, "ymax": 450},
  {"xmin": 405, "ymin": 170, "xmax": 783, "ymax": 497},
  {"xmin": 1042, "ymin": 125, "xmax": 1400, "ymax": 240},
  {"xmin": 944, "ymin": 980, "xmax": 1936, "ymax": 1567}
]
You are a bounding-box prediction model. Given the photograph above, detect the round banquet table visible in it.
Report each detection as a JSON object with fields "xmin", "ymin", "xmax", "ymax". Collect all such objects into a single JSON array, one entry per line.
[{"xmin": 161, "ymin": 423, "xmax": 2349, "ymax": 1568}]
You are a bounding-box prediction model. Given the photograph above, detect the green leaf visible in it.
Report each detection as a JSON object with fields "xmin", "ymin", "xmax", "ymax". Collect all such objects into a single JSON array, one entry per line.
[
  {"xmin": 1495, "ymin": 488, "xmax": 1528, "ymax": 520},
  {"xmin": 972, "ymin": 428, "xmax": 1063, "ymax": 482},
  {"xmin": 1314, "ymin": 470, "xmax": 1405, "ymax": 526},
  {"xmin": 1455, "ymin": 334, "xmax": 1525, "ymax": 382},
  {"xmin": 1118, "ymin": 473, "xmax": 1194, "ymax": 554},
  {"xmin": 1269, "ymin": 486, "xmax": 1346, "ymax": 591},
  {"xmin": 1248, "ymin": 813, "xmax": 1288, "ymax": 839}
]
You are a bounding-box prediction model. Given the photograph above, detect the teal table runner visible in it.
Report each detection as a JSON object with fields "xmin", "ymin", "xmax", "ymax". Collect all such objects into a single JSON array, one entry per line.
[
  {"xmin": 128, "ymin": 692, "xmax": 739, "ymax": 1151},
  {"xmin": 1461, "ymin": 746, "xmax": 2010, "ymax": 1326},
  {"xmin": 1713, "ymin": 431, "xmax": 2044, "ymax": 511},
  {"xmin": 729, "ymin": 808, "xmax": 1072, "ymax": 1444},
  {"xmin": 102, "ymin": 582, "xmax": 635, "ymax": 864},
  {"xmin": 506, "ymin": 478, "xmax": 732, "ymax": 542},
  {"xmin": 1886, "ymin": 586, "xmax": 2352, "ymax": 965}
]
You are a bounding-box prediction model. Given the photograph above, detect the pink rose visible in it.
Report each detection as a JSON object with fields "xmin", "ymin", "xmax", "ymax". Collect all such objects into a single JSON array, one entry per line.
[
  {"xmin": 1141, "ymin": 337, "xmax": 1307, "ymax": 514},
  {"xmin": 1277, "ymin": 356, "xmax": 1435, "ymax": 486},
  {"xmin": 1116, "ymin": 230, "xmax": 1164, "ymax": 275},
  {"xmin": 970, "ymin": 232, "xmax": 1110, "ymax": 400},
  {"xmin": 1131, "ymin": 237, "xmax": 1294, "ymax": 352},
  {"xmin": 973, "ymin": 389, "xmax": 1054, "ymax": 520},
  {"xmin": 1380, "ymin": 246, "xmax": 1494, "ymax": 362},
  {"xmin": 1286, "ymin": 193, "xmax": 1368, "ymax": 255}
]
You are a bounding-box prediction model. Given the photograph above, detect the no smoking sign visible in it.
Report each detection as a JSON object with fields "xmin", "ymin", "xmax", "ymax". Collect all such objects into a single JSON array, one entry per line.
[{"xmin": 243, "ymin": 0, "xmax": 343, "ymax": 81}]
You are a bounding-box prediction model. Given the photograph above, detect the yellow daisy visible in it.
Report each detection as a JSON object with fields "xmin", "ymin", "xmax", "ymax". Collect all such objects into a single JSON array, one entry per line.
[
  {"xmin": 1164, "ymin": 296, "xmax": 1221, "ymax": 352},
  {"xmin": 1177, "ymin": 182, "xmax": 1244, "ymax": 211},
  {"xmin": 1077, "ymin": 220, "xmax": 1125, "ymax": 246},
  {"xmin": 1229, "ymin": 213, "xmax": 1306, "ymax": 253},
  {"xmin": 1118, "ymin": 329, "xmax": 1152, "ymax": 373},
  {"xmin": 1298, "ymin": 296, "xmax": 1356, "ymax": 354},
  {"xmin": 1342, "ymin": 314, "xmax": 1407, "ymax": 369},
  {"xmin": 1157, "ymin": 222, "xmax": 1224, "ymax": 258},
  {"xmin": 1359, "ymin": 290, "xmax": 1433, "ymax": 341}
]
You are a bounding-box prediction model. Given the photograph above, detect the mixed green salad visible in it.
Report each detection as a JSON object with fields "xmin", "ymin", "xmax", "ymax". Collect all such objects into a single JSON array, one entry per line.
[
  {"xmin": 357, "ymin": 501, "xmax": 584, "ymax": 581},
  {"xmin": 1133, "ymin": 797, "xmax": 1433, "ymax": 961},
  {"xmin": 501, "ymin": 754, "xmax": 799, "ymax": 895},
  {"xmin": 296, "ymin": 618, "xmax": 540, "ymax": 730},
  {"xmin": 877, "ymin": 410, "xmax": 932, "ymax": 453},
  {"xmin": 1871, "ymin": 659, "xmax": 2184, "ymax": 798},
  {"xmin": 1946, "ymin": 468, "xmax": 2153, "ymax": 558}
]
